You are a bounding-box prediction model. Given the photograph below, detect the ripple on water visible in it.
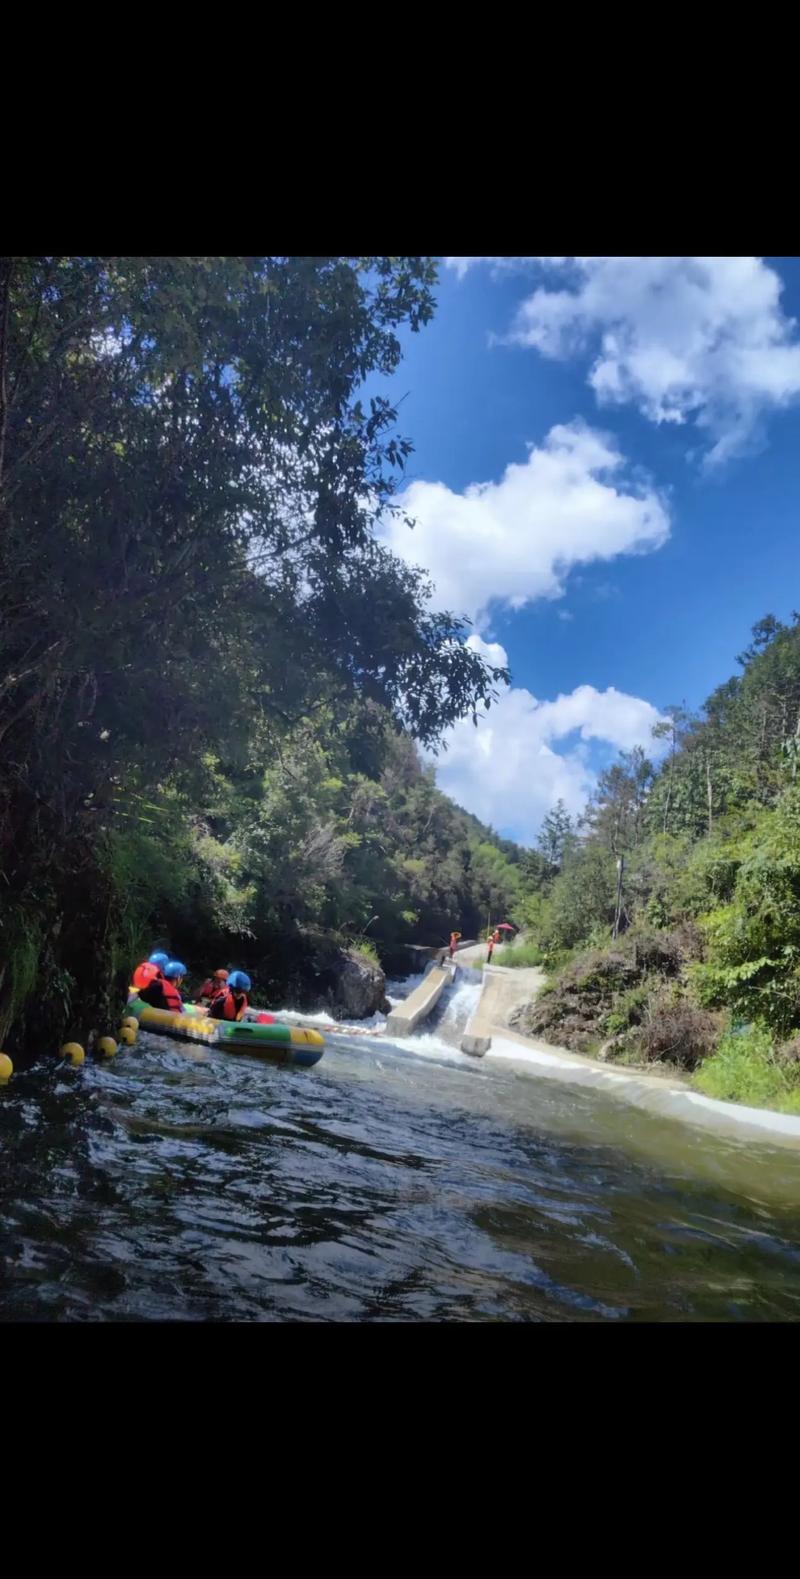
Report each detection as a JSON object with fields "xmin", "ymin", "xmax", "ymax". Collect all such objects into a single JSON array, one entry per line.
[{"xmin": 3, "ymin": 1031, "xmax": 800, "ymax": 1320}]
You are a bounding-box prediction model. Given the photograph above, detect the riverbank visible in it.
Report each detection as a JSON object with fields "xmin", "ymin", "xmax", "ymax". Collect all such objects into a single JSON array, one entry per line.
[
  {"xmin": 460, "ymin": 953, "xmax": 800, "ymax": 1147},
  {"xmin": 487, "ymin": 1027, "xmax": 800, "ymax": 1147}
]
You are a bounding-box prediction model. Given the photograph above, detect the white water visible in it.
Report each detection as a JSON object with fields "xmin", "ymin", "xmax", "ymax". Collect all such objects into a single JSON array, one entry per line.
[
  {"xmin": 273, "ymin": 967, "xmax": 480, "ymax": 1059},
  {"xmin": 428, "ymin": 971, "xmax": 482, "ymax": 1044},
  {"xmin": 268, "ymin": 970, "xmax": 427, "ymax": 1035}
]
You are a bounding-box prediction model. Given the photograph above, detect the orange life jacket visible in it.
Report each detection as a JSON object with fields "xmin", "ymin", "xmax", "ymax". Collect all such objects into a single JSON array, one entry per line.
[
  {"xmin": 163, "ymin": 979, "xmax": 183, "ymax": 1012},
  {"xmin": 209, "ymin": 987, "xmax": 248, "ymax": 1022},
  {"xmin": 140, "ymin": 974, "xmax": 183, "ymax": 1013},
  {"xmin": 198, "ymin": 977, "xmax": 227, "ymax": 1002}
]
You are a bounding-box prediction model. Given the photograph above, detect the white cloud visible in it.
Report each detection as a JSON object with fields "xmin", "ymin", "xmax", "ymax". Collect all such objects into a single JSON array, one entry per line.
[
  {"xmin": 444, "ymin": 256, "xmax": 557, "ymax": 280},
  {"xmin": 433, "ymin": 649, "xmax": 664, "ymax": 844},
  {"xmin": 382, "ymin": 420, "xmax": 669, "ymax": 628},
  {"xmin": 465, "ymin": 633, "xmax": 509, "ymax": 669},
  {"xmin": 531, "ymin": 684, "xmax": 664, "ymax": 752},
  {"xmin": 455, "ymin": 256, "xmax": 800, "ymax": 466}
]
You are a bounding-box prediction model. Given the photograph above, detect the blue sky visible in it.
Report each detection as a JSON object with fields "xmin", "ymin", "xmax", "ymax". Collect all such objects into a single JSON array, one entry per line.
[{"xmin": 372, "ymin": 258, "xmax": 800, "ymax": 845}]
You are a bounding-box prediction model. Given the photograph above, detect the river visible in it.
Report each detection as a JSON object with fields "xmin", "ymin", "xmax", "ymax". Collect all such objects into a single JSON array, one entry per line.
[{"xmin": 4, "ymin": 974, "xmax": 800, "ymax": 1321}]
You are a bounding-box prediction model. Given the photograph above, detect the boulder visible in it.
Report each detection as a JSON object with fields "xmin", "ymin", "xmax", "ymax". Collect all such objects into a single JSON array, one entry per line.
[{"xmin": 332, "ymin": 951, "xmax": 389, "ymax": 1020}]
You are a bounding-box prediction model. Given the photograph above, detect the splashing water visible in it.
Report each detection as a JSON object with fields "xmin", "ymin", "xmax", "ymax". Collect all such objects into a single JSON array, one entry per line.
[{"xmin": 428, "ymin": 971, "xmax": 483, "ymax": 1046}]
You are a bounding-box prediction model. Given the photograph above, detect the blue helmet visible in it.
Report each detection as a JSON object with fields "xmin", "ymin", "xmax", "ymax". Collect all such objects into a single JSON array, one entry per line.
[
  {"xmin": 164, "ymin": 960, "xmax": 187, "ymax": 979},
  {"xmin": 149, "ymin": 951, "xmax": 169, "ymax": 967},
  {"xmin": 228, "ymin": 970, "xmax": 251, "ymax": 991}
]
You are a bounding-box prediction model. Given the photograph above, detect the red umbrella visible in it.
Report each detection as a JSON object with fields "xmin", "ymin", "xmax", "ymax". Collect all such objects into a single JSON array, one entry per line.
[{"xmin": 496, "ymin": 922, "xmax": 515, "ymax": 932}]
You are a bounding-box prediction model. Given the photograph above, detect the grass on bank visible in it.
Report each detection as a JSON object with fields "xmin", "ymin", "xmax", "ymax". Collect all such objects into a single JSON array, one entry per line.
[
  {"xmin": 692, "ymin": 1024, "xmax": 800, "ymax": 1114},
  {"xmin": 462, "ymin": 939, "xmax": 546, "ymax": 970},
  {"xmin": 348, "ymin": 937, "xmax": 380, "ymax": 967},
  {"xmin": 498, "ymin": 939, "xmax": 546, "ymax": 969},
  {"xmin": 507, "ymin": 921, "xmax": 800, "ymax": 1116}
]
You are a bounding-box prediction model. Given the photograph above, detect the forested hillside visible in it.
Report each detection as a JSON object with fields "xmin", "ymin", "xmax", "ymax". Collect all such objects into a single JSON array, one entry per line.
[
  {"xmin": 512, "ymin": 614, "xmax": 800, "ymax": 1112},
  {"xmin": 5, "ymin": 255, "xmax": 799, "ymax": 1113},
  {"xmin": 0, "ymin": 257, "xmax": 519, "ymax": 1052}
]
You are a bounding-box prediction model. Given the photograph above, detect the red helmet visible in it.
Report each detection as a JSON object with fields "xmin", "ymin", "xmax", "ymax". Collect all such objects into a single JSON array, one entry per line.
[{"xmin": 213, "ymin": 969, "xmax": 229, "ymax": 982}]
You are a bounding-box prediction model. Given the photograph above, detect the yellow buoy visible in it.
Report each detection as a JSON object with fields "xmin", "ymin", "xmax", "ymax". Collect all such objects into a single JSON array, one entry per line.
[
  {"xmin": 121, "ymin": 1016, "xmax": 139, "ymax": 1031},
  {"xmin": 118, "ymin": 1026, "xmax": 137, "ymax": 1046},
  {"xmin": 96, "ymin": 1036, "xmax": 118, "ymax": 1058},
  {"xmin": 60, "ymin": 1042, "xmax": 85, "ymax": 1066},
  {"xmin": 0, "ymin": 1052, "xmax": 13, "ymax": 1082}
]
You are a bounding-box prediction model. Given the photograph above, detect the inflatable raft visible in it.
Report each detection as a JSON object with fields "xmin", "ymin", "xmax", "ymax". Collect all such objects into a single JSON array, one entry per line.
[{"xmin": 126, "ymin": 998, "xmax": 325, "ymax": 1068}]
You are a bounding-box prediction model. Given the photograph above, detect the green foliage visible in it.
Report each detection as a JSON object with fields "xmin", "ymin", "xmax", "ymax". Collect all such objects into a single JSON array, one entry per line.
[
  {"xmin": 0, "ymin": 903, "xmax": 47, "ymax": 1042},
  {"xmin": 537, "ymin": 800, "xmax": 575, "ymax": 869},
  {"xmin": 543, "ymin": 841, "xmax": 617, "ymax": 951},
  {"xmin": 604, "ymin": 983, "xmax": 651, "ymax": 1035},
  {"xmin": 511, "ymin": 615, "xmax": 800, "ymax": 1107},
  {"xmin": 513, "ymin": 611, "xmax": 800, "ymax": 1110},
  {"xmin": 348, "ymin": 938, "xmax": 380, "ymax": 967},
  {"xmin": 502, "ymin": 940, "xmax": 545, "ymax": 969},
  {"xmin": 693, "ymin": 1025, "xmax": 800, "ymax": 1113},
  {"xmin": 583, "ymin": 747, "xmax": 654, "ymax": 854},
  {"xmin": 690, "ymin": 786, "xmax": 800, "ymax": 1035},
  {"xmin": 0, "ymin": 256, "xmax": 512, "ymax": 1047}
]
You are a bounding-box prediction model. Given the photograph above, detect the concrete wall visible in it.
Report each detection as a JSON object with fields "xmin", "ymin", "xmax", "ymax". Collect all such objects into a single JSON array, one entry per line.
[
  {"xmin": 460, "ymin": 964, "xmax": 546, "ymax": 1057},
  {"xmin": 403, "ymin": 941, "xmax": 477, "ymax": 972},
  {"xmin": 491, "ymin": 1029, "xmax": 800, "ymax": 1148},
  {"xmin": 385, "ymin": 963, "xmax": 454, "ymax": 1037},
  {"xmin": 460, "ymin": 966, "xmax": 502, "ymax": 1056}
]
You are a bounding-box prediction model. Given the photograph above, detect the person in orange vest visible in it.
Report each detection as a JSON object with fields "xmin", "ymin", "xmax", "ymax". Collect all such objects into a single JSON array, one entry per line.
[
  {"xmin": 131, "ymin": 951, "xmax": 169, "ymax": 991},
  {"xmin": 449, "ymin": 931, "xmax": 461, "ymax": 960},
  {"xmin": 492, "ymin": 928, "xmax": 501, "ymax": 946},
  {"xmin": 486, "ymin": 932, "xmax": 495, "ymax": 964},
  {"xmin": 139, "ymin": 960, "xmax": 187, "ymax": 1013},
  {"xmin": 208, "ymin": 970, "xmax": 251, "ymax": 1022},
  {"xmin": 198, "ymin": 968, "xmax": 228, "ymax": 1004}
]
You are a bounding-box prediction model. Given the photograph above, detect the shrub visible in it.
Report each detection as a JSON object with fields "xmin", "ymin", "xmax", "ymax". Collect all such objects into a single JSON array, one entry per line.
[
  {"xmin": 693, "ymin": 1023, "xmax": 800, "ymax": 1113},
  {"xmin": 691, "ymin": 786, "xmax": 800, "ymax": 1036},
  {"xmin": 627, "ymin": 929, "xmax": 682, "ymax": 976},
  {"xmin": 637, "ymin": 987, "xmax": 720, "ymax": 1071},
  {"xmin": 604, "ymin": 982, "xmax": 651, "ymax": 1036},
  {"xmin": 542, "ymin": 842, "xmax": 617, "ymax": 951},
  {"xmin": 503, "ymin": 940, "xmax": 545, "ymax": 969},
  {"xmin": 518, "ymin": 924, "xmax": 716, "ymax": 1065},
  {"xmin": 778, "ymin": 1035, "xmax": 800, "ymax": 1064},
  {"xmin": 348, "ymin": 937, "xmax": 380, "ymax": 967}
]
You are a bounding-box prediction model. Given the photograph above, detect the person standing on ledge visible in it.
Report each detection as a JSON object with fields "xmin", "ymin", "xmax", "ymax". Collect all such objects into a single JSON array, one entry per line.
[{"xmin": 449, "ymin": 930, "xmax": 461, "ymax": 960}]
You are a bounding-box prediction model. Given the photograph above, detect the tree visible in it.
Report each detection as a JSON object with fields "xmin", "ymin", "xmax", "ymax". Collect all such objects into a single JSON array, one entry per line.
[
  {"xmin": 584, "ymin": 747, "xmax": 654, "ymax": 855},
  {"xmin": 538, "ymin": 800, "xmax": 575, "ymax": 870},
  {"xmin": 693, "ymin": 785, "xmax": 800, "ymax": 1036},
  {"xmin": 545, "ymin": 842, "xmax": 617, "ymax": 951},
  {"xmin": 0, "ymin": 256, "xmax": 508, "ymax": 1048}
]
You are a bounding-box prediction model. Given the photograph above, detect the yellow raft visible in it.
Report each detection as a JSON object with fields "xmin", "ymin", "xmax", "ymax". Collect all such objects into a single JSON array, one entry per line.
[{"xmin": 127, "ymin": 998, "xmax": 325, "ymax": 1068}]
